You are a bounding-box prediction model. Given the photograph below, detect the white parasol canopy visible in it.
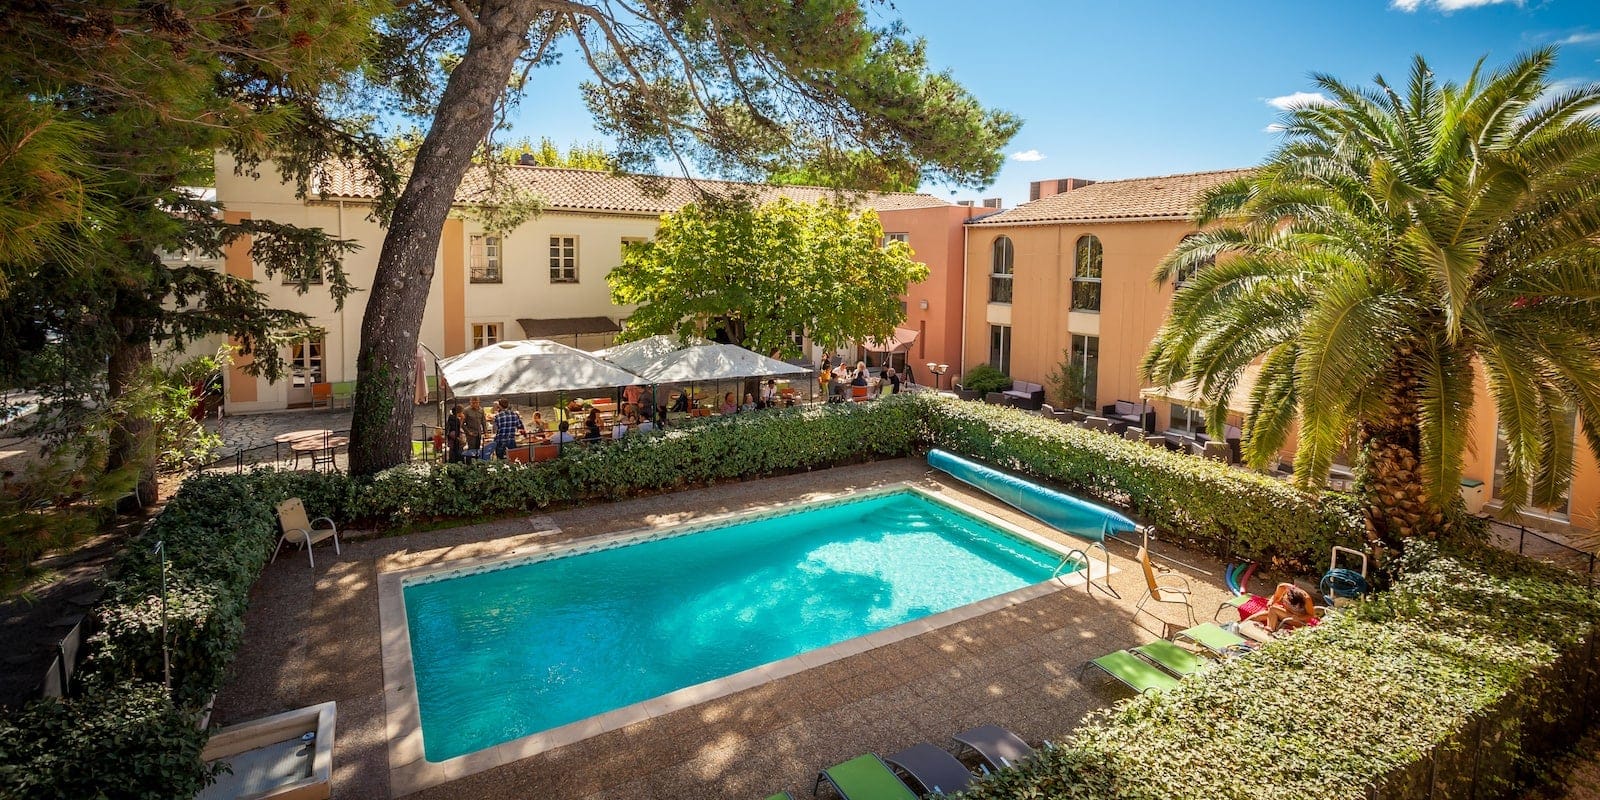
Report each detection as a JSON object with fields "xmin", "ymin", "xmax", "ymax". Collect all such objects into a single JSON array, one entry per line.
[
  {"xmin": 863, "ymin": 327, "xmax": 920, "ymax": 353},
  {"xmin": 604, "ymin": 341, "xmax": 809, "ymax": 383},
  {"xmin": 593, "ymin": 334, "xmax": 707, "ymax": 375},
  {"xmin": 439, "ymin": 339, "xmax": 647, "ymax": 398}
]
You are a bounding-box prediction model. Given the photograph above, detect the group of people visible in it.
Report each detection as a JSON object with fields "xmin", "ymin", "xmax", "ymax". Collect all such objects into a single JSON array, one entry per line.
[{"xmin": 818, "ymin": 355, "xmax": 901, "ymax": 401}]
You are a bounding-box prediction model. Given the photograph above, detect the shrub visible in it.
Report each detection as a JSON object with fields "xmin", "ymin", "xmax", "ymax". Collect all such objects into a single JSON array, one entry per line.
[
  {"xmin": 919, "ymin": 395, "xmax": 1362, "ymax": 572},
  {"xmin": 960, "ymin": 363, "xmax": 1011, "ymax": 394},
  {"xmin": 953, "ymin": 543, "xmax": 1600, "ymax": 800},
  {"xmin": 0, "ymin": 680, "xmax": 218, "ymax": 800}
]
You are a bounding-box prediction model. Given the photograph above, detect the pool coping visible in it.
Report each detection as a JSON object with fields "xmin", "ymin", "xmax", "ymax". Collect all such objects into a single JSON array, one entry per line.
[{"xmin": 376, "ymin": 482, "xmax": 1116, "ymax": 796}]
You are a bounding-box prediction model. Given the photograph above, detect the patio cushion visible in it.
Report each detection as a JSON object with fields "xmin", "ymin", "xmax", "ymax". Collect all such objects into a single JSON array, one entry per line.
[{"xmin": 1115, "ymin": 400, "xmax": 1138, "ymax": 417}]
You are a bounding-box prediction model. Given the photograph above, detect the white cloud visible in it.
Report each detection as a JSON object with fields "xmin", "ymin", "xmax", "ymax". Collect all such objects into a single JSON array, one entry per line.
[
  {"xmin": 1556, "ymin": 31, "xmax": 1600, "ymax": 46},
  {"xmin": 1391, "ymin": 0, "xmax": 1520, "ymax": 12},
  {"xmin": 1010, "ymin": 149, "xmax": 1046, "ymax": 162},
  {"xmin": 1265, "ymin": 91, "xmax": 1332, "ymax": 110},
  {"xmin": 1262, "ymin": 123, "xmax": 1288, "ymax": 133}
]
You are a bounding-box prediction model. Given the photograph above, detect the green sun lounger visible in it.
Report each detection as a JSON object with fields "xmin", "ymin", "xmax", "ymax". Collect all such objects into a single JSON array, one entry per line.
[
  {"xmin": 1133, "ymin": 639, "xmax": 1210, "ymax": 676},
  {"xmin": 1084, "ymin": 650, "xmax": 1181, "ymax": 693},
  {"xmin": 1176, "ymin": 623, "xmax": 1252, "ymax": 656},
  {"xmin": 814, "ymin": 754, "xmax": 918, "ymax": 800}
]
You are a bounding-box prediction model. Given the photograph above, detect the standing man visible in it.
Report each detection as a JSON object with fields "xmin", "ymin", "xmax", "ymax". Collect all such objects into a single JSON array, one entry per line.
[
  {"xmin": 464, "ymin": 397, "xmax": 487, "ymax": 460},
  {"xmin": 491, "ymin": 398, "xmax": 526, "ymax": 460}
]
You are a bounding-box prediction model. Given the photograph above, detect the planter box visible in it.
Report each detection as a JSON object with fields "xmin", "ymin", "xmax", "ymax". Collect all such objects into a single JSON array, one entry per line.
[{"xmin": 198, "ymin": 702, "xmax": 336, "ymax": 800}]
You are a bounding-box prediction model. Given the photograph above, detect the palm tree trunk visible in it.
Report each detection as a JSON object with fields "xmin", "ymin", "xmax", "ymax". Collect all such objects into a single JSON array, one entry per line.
[
  {"xmin": 1355, "ymin": 360, "xmax": 1453, "ymax": 548},
  {"xmin": 345, "ymin": 2, "xmax": 537, "ymax": 476}
]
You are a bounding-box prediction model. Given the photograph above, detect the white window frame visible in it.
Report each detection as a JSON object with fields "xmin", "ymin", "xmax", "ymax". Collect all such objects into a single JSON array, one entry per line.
[
  {"xmin": 549, "ymin": 235, "xmax": 578, "ymax": 283},
  {"xmin": 471, "ymin": 322, "xmax": 503, "ymax": 350}
]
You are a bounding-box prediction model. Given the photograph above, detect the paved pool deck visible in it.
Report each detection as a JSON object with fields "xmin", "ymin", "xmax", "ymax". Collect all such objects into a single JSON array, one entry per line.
[{"xmin": 211, "ymin": 458, "xmax": 1235, "ymax": 799}]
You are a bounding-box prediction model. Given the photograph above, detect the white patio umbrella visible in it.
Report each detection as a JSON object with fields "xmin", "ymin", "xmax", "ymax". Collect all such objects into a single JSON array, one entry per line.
[
  {"xmin": 593, "ymin": 334, "xmax": 706, "ymax": 375},
  {"xmin": 438, "ymin": 339, "xmax": 647, "ymax": 399},
  {"xmin": 632, "ymin": 342, "xmax": 809, "ymax": 383}
]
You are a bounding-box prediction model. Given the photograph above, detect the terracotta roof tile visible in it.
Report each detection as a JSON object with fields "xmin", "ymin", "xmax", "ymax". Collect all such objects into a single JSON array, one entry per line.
[
  {"xmin": 312, "ymin": 162, "xmax": 952, "ymax": 214},
  {"xmin": 967, "ymin": 168, "xmax": 1252, "ymax": 226}
]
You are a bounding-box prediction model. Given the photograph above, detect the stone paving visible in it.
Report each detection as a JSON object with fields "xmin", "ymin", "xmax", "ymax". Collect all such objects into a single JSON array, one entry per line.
[{"xmin": 212, "ymin": 458, "xmax": 1235, "ymax": 799}]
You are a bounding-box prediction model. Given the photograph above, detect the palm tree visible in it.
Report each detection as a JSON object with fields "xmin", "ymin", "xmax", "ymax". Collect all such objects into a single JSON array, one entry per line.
[{"xmin": 1142, "ymin": 49, "xmax": 1600, "ymax": 549}]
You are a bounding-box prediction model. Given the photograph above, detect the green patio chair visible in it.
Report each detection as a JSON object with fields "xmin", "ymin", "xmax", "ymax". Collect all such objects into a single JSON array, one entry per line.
[
  {"xmin": 1082, "ymin": 650, "xmax": 1181, "ymax": 694},
  {"xmin": 1133, "ymin": 639, "xmax": 1210, "ymax": 676},
  {"xmin": 1176, "ymin": 623, "xmax": 1253, "ymax": 657},
  {"xmin": 813, "ymin": 754, "xmax": 917, "ymax": 800}
]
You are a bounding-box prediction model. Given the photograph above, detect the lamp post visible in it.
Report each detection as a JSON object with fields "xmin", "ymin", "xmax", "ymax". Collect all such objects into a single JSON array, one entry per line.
[
  {"xmin": 925, "ymin": 363, "xmax": 949, "ymax": 391},
  {"xmin": 153, "ymin": 539, "xmax": 170, "ymax": 692}
]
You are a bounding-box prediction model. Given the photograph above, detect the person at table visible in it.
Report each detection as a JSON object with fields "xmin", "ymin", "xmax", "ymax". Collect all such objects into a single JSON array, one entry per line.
[
  {"xmin": 444, "ymin": 404, "xmax": 467, "ymax": 463},
  {"xmin": 624, "ymin": 383, "xmax": 642, "ymax": 409},
  {"xmin": 464, "ymin": 397, "xmax": 487, "ymax": 457},
  {"xmin": 818, "ymin": 355, "xmax": 832, "ymax": 396},
  {"xmin": 760, "ymin": 379, "xmax": 779, "ymax": 409},
  {"xmin": 741, "ymin": 392, "xmax": 757, "ymax": 412},
  {"xmin": 670, "ymin": 388, "xmax": 690, "ymax": 413},
  {"xmin": 583, "ymin": 407, "xmax": 602, "ymax": 442},
  {"xmin": 884, "ymin": 367, "xmax": 901, "ymax": 395},
  {"xmin": 491, "ymin": 398, "xmax": 526, "ymax": 459},
  {"xmin": 720, "ymin": 392, "xmax": 738, "ymax": 415},
  {"xmin": 641, "ymin": 389, "xmax": 660, "ymax": 427},
  {"xmin": 851, "ymin": 361, "xmax": 869, "ymax": 386},
  {"xmin": 550, "ymin": 420, "xmax": 576, "ymax": 444}
]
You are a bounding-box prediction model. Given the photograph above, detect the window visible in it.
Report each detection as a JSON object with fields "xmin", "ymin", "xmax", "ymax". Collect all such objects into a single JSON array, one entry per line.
[
  {"xmin": 1493, "ymin": 410, "xmax": 1578, "ymax": 518},
  {"xmin": 469, "ymin": 235, "xmax": 501, "ymax": 283},
  {"xmin": 1069, "ymin": 334, "xmax": 1099, "ymax": 411},
  {"xmin": 549, "ymin": 236, "xmax": 578, "ymax": 283},
  {"xmin": 989, "ymin": 236, "xmax": 1014, "ymax": 304},
  {"xmin": 1174, "ymin": 234, "xmax": 1212, "ymax": 288},
  {"xmin": 988, "ymin": 324, "xmax": 1011, "ymax": 375},
  {"xmin": 471, "ymin": 322, "xmax": 502, "ymax": 350},
  {"xmin": 289, "ymin": 336, "xmax": 324, "ymax": 387},
  {"xmin": 1072, "ymin": 235, "xmax": 1102, "ymax": 311},
  {"xmin": 1169, "ymin": 402, "xmax": 1207, "ymax": 437},
  {"xmin": 883, "ymin": 232, "xmax": 909, "ymax": 247}
]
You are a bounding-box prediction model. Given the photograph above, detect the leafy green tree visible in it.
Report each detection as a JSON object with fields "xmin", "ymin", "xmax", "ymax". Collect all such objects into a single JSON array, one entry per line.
[
  {"xmin": 0, "ymin": 0, "xmax": 386, "ymax": 502},
  {"xmin": 1142, "ymin": 50, "xmax": 1600, "ymax": 551},
  {"xmin": 498, "ymin": 137, "xmax": 616, "ymax": 170},
  {"xmin": 346, "ymin": 0, "xmax": 1020, "ymax": 475},
  {"xmin": 608, "ymin": 199, "xmax": 927, "ymax": 356},
  {"xmin": 769, "ymin": 148, "xmax": 922, "ymax": 193}
]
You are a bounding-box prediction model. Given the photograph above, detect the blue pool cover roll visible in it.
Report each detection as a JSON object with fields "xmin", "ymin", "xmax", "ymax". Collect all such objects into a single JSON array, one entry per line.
[{"xmin": 927, "ymin": 449, "xmax": 1137, "ymax": 543}]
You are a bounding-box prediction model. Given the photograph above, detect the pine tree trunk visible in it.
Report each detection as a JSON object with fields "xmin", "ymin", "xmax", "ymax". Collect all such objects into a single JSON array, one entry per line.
[
  {"xmin": 346, "ymin": 4, "xmax": 536, "ymax": 476},
  {"xmin": 106, "ymin": 319, "xmax": 158, "ymax": 507}
]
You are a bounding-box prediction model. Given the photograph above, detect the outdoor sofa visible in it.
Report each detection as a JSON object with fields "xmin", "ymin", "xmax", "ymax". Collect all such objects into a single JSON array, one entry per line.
[
  {"xmin": 1101, "ymin": 400, "xmax": 1157, "ymax": 433},
  {"xmin": 1002, "ymin": 380, "xmax": 1046, "ymax": 410}
]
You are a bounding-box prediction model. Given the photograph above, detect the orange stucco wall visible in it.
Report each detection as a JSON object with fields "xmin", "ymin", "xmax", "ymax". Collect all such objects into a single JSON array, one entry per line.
[
  {"xmin": 222, "ymin": 210, "xmax": 257, "ymax": 404},
  {"xmin": 441, "ymin": 218, "xmax": 466, "ymax": 356},
  {"xmin": 961, "ymin": 218, "xmax": 1196, "ymax": 409},
  {"xmin": 877, "ymin": 205, "xmax": 978, "ymax": 382}
]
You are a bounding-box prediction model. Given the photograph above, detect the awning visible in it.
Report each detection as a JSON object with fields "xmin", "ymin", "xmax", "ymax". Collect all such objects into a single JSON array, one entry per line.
[
  {"xmin": 594, "ymin": 334, "xmax": 707, "ymax": 375},
  {"xmin": 439, "ymin": 339, "xmax": 646, "ymax": 398},
  {"xmin": 863, "ymin": 327, "xmax": 919, "ymax": 353},
  {"xmin": 516, "ymin": 316, "xmax": 621, "ymax": 339},
  {"xmin": 607, "ymin": 342, "xmax": 809, "ymax": 383}
]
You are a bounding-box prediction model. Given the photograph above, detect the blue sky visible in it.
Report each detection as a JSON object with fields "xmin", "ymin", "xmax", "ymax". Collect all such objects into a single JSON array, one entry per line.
[{"xmin": 504, "ymin": 0, "xmax": 1599, "ymax": 206}]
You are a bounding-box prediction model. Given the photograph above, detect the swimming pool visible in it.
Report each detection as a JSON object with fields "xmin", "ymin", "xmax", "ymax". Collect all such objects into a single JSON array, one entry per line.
[{"xmin": 399, "ymin": 487, "xmax": 1074, "ymax": 762}]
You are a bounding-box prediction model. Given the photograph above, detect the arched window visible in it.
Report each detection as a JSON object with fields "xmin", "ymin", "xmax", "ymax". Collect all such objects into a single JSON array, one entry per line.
[
  {"xmin": 989, "ymin": 236, "xmax": 1014, "ymax": 303},
  {"xmin": 1072, "ymin": 235, "xmax": 1102, "ymax": 312},
  {"xmin": 1174, "ymin": 234, "xmax": 1214, "ymax": 288}
]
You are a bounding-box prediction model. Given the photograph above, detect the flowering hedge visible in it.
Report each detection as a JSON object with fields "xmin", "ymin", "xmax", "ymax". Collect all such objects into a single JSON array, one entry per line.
[{"xmin": 953, "ymin": 543, "xmax": 1600, "ymax": 800}]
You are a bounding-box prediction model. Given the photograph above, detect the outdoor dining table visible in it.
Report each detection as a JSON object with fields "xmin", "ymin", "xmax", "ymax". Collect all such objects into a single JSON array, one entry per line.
[{"xmin": 289, "ymin": 434, "xmax": 346, "ymax": 470}]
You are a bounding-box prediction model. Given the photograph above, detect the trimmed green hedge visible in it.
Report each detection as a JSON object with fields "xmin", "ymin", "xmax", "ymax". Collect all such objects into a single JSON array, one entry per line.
[
  {"xmin": 921, "ymin": 396, "xmax": 1364, "ymax": 572},
  {"xmin": 953, "ymin": 542, "xmax": 1600, "ymax": 800}
]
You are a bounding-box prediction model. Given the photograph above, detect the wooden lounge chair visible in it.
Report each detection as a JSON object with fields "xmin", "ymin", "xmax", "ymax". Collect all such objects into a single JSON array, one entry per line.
[
  {"xmin": 884, "ymin": 743, "xmax": 975, "ymax": 796},
  {"xmin": 1135, "ymin": 546, "xmax": 1196, "ymax": 627},
  {"xmin": 951, "ymin": 725, "xmax": 1034, "ymax": 771},
  {"xmin": 1083, "ymin": 650, "xmax": 1181, "ymax": 694},
  {"xmin": 1133, "ymin": 639, "xmax": 1211, "ymax": 676},
  {"xmin": 272, "ymin": 498, "xmax": 340, "ymax": 568},
  {"xmin": 813, "ymin": 754, "xmax": 916, "ymax": 800},
  {"xmin": 1175, "ymin": 623, "xmax": 1253, "ymax": 656}
]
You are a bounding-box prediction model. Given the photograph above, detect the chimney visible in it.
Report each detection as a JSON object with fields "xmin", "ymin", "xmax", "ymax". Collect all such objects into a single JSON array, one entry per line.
[
  {"xmin": 982, "ymin": 197, "xmax": 1002, "ymax": 209},
  {"xmin": 957, "ymin": 200, "xmax": 975, "ymax": 207},
  {"xmin": 517, "ymin": 153, "xmax": 536, "ymax": 166},
  {"xmin": 1029, "ymin": 178, "xmax": 1095, "ymax": 201}
]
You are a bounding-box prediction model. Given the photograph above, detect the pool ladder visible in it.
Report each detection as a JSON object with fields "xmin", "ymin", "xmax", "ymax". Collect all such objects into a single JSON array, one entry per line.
[{"xmin": 1053, "ymin": 541, "xmax": 1119, "ymax": 600}]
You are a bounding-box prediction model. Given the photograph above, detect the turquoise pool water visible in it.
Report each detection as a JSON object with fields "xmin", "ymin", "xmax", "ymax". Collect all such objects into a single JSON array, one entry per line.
[{"xmin": 403, "ymin": 489, "xmax": 1067, "ymax": 761}]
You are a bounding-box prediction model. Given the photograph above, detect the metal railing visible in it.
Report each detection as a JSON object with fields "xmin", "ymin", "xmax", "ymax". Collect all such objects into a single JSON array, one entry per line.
[{"xmin": 1481, "ymin": 514, "xmax": 1597, "ymax": 585}]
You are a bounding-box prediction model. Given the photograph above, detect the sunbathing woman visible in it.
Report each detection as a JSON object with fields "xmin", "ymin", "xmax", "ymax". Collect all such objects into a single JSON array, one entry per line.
[{"xmin": 1247, "ymin": 583, "xmax": 1318, "ymax": 632}]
